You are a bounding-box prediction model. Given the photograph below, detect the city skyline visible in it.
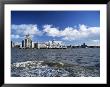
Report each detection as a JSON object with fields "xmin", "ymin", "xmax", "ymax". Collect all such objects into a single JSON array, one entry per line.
[{"xmin": 11, "ymin": 11, "xmax": 100, "ymax": 46}]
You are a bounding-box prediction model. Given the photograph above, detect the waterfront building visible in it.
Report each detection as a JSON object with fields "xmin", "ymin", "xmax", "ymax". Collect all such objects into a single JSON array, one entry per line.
[
  {"xmin": 81, "ymin": 43, "xmax": 88, "ymax": 48},
  {"xmin": 88, "ymin": 46, "xmax": 100, "ymax": 48},
  {"xmin": 48, "ymin": 40, "xmax": 64, "ymax": 48},
  {"xmin": 22, "ymin": 40, "xmax": 24, "ymax": 48},
  {"xmin": 22, "ymin": 34, "xmax": 32, "ymax": 48},
  {"xmin": 34, "ymin": 43, "xmax": 38, "ymax": 48},
  {"xmin": 67, "ymin": 45, "xmax": 72, "ymax": 48},
  {"xmin": 32, "ymin": 42, "xmax": 35, "ymax": 48},
  {"xmin": 15, "ymin": 34, "xmax": 67, "ymax": 49},
  {"xmin": 38, "ymin": 42, "xmax": 47, "ymax": 49},
  {"xmin": 11, "ymin": 41, "xmax": 15, "ymax": 48},
  {"xmin": 14, "ymin": 45, "xmax": 20, "ymax": 48}
]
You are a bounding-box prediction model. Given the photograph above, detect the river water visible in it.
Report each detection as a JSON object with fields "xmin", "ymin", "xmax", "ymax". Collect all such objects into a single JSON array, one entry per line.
[{"xmin": 11, "ymin": 48, "xmax": 100, "ymax": 77}]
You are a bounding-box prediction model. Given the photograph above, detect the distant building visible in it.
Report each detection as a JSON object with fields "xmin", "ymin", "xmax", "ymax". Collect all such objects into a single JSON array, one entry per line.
[
  {"xmin": 13, "ymin": 34, "xmax": 69, "ymax": 49},
  {"xmin": 34, "ymin": 43, "xmax": 38, "ymax": 48},
  {"xmin": 32, "ymin": 42, "xmax": 35, "ymax": 48},
  {"xmin": 11, "ymin": 41, "xmax": 15, "ymax": 48},
  {"xmin": 11, "ymin": 41, "xmax": 12, "ymax": 47},
  {"xmin": 14, "ymin": 45, "xmax": 20, "ymax": 48},
  {"xmin": 48, "ymin": 39, "xmax": 64, "ymax": 48},
  {"xmin": 81, "ymin": 43, "xmax": 87, "ymax": 48},
  {"xmin": 22, "ymin": 34, "xmax": 32, "ymax": 48},
  {"xmin": 67, "ymin": 45, "xmax": 72, "ymax": 48},
  {"xmin": 38, "ymin": 42, "xmax": 47, "ymax": 49},
  {"xmin": 35, "ymin": 40, "xmax": 65, "ymax": 49},
  {"xmin": 88, "ymin": 46, "xmax": 100, "ymax": 48},
  {"xmin": 22, "ymin": 40, "xmax": 24, "ymax": 48}
]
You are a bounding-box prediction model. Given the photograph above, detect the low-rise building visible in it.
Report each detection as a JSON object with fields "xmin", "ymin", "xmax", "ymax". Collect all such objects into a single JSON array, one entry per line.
[
  {"xmin": 38, "ymin": 42, "xmax": 47, "ymax": 49},
  {"xmin": 48, "ymin": 40, "xmax": 64, "ymax": 48}
]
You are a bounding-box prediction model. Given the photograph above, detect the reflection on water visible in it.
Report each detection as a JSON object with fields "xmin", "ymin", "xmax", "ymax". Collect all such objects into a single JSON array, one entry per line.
[{"xmin": 11, "ymin": 48, "xmax": 100, "ymax": 77}]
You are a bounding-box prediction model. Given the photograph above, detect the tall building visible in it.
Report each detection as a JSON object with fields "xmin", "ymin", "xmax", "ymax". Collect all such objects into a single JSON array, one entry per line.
[
  {"xmin": 34, "ymin": 43, "xmax": 38, "ymax": 48},
  {"xmin": 11, "ymin": 41, "xmax": 13, "ymax": 48},
  {"xmin": 22, "ymin": 40, "xmax": 24, "ymax": 48},
  {"xmin": 22, "ymin": 34, "xmax": 32, "ymax": 48},
  {"xmin": 11, "ymin": 41, "xmax": 14, "ymax": 48}
]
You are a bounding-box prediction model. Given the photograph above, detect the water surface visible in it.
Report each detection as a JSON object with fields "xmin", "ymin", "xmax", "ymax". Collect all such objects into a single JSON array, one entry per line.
[{"xmin": 11, "ymin": 48, "xmax": 100, "ymax": 77}]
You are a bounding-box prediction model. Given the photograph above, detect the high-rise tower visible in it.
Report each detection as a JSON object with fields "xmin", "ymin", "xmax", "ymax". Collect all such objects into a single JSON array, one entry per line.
[{"xmin": 22, "ymin": 34, "xmax": 32, "ymax": 48}]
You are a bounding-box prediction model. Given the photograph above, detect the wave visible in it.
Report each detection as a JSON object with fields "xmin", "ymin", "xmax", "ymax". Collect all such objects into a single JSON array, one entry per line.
[
  {"xmin": 11, "ymin": 61, "xmax": 70, "ymax": 77},
  {"xmin": 11, "ymin": 60, "xmax": 100, "ymax": 77}
]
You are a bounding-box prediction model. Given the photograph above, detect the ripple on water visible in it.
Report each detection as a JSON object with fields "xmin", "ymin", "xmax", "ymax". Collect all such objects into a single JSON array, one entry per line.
[{"xmin": 11, "ymin": 60, "xmax": 100, "ymax": 77}]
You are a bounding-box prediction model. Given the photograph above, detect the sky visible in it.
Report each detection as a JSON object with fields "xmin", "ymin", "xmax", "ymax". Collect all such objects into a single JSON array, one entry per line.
[{"xmin": 11, "ymin": 11, "xmax": 100, "ymax": 46}]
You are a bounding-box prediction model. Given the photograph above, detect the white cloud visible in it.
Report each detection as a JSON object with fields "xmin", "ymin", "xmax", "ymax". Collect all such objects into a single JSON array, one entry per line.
[
  {"xmin": 12, "ymin": 24, "xmax": 42, "ymax": 36},
  {"xmin": 92, "ymin": 40, "xmax": 100, "ymax": 42},
  {"xmin": 11, "ymin": 34, "xmax": 20, "ymax": 39},
  {"xmin": 87, "ymin": 40, "xmax": 100, "ymax": 46},
  {"xmin": 43, "ymin": 24, "xmax": 100, "ymax": 41},
  {"xmin": 12, "ymin": 24, "xmax": 100, "ymax": 46},
  {"xmin": 14, "ymin": 42, "xmax": 22, "ymax": 45},
  {"xmin": 43, "ymin": 24, "xmax": 61, "ymax": 37}
]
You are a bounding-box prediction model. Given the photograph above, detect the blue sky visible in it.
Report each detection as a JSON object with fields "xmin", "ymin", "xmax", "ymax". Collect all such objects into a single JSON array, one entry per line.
[{"xmin": 11, "ymin": 11, "xmax": 100, "ymax": 46}]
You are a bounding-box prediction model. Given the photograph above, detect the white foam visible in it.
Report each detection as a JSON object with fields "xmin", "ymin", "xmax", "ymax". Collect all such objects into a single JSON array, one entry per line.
[{"xmin": 11, "ymin": 61, "xmax": 70, "ymax": 77}]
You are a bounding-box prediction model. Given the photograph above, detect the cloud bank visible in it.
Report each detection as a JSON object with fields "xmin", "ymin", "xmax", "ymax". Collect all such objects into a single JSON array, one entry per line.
[
  {"xmin": 11, "ymin": 24, "xmax": 100, "ymax": 45},
  {"xmin": 43, "ymin": 25, "xmax": 61, "ymax": 37},
  {"xmin": 11, "ymin": 24, "xmax": 42, "ymax": 39},
  {"xmin": 43, "ymin": 24, "xmax": 100, "ymax": 41}
]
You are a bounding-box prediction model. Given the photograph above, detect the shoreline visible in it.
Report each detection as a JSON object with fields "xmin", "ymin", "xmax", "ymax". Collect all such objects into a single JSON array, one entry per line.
[{"xmin": 16, "ymin": 47, "xmax": 100, "ymax": 49}]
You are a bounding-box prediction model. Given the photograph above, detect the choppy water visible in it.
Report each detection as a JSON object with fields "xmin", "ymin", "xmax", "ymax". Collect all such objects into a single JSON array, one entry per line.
[{"xmin": 11, "ymin": 48, "xmax": 100, "ymax": 77}]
